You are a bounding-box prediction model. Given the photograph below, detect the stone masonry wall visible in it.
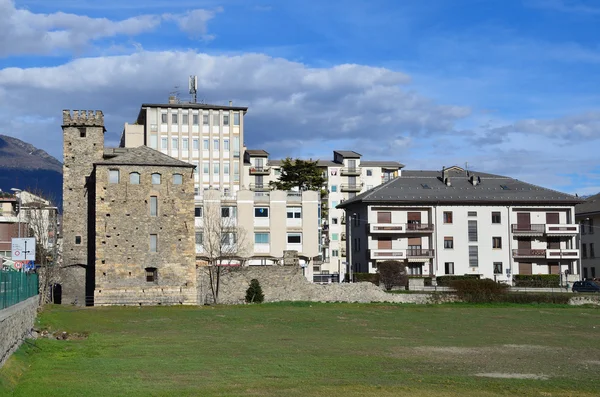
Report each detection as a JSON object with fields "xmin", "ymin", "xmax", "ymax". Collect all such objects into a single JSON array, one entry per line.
[
  {"xmin": 94, "ymin": 164, "xmax": 197, "ymax": 305},
  {"xmin": 0, "ymin": 297, "xmax": 38, "ymax": 368},
  {"xmin": 197, "ymin": 265, "xmax": 433, "ymax": 304}
]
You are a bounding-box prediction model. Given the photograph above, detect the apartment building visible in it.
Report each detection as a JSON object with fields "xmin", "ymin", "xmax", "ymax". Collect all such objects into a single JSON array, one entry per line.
[
  {"xmin": 244, "ymin": 149, "xmax": 403, "ymax": 276},
  {"xmin": 0, "ymin": 195, "xmax": 20, "ymax": 261},
  {"xmin": 194, "ymin": 189, "xmax": 320, "ymax": 280},
  {"xmin": 338, "ymin": 166, "xmax": 582, "ymax": 282},
  {"xmin": 576, "ymin": 193, "xmax": 600, "ymax": 279},
  {"xmin": 121, "ymin": 98, "xmax": 248, "ymax": 196}
]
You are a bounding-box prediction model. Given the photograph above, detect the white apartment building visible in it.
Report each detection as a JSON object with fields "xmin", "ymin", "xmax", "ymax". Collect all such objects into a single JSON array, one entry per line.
[
  {"xmin": 576, "ymin": 193, "xmax": 600, "ymax": 279},
  {"xmin": 121, "ymin": 98, "xmax": 248, "ymax": 196},
  {"xmin": 243, "ymin": 150, "xmax": 403, "ymax": 277},
  {"xmin": 338, "ymin": 166, "xmax": 581, "ymax": 282}
]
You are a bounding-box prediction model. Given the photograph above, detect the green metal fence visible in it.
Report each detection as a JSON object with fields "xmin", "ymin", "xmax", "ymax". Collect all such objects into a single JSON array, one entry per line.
[{"xmin": 0, "ymin": 270, "xmax": 39, "ymax": 310}]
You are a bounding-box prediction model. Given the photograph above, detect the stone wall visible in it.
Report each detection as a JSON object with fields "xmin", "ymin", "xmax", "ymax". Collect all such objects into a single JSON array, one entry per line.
[
  {"xmin": 197, "ymin": 265, "xmax": 434, "ymax": 304},
  {"xmin": 0, "ymin": 297, "xmax": 38, "ymax": 368}
]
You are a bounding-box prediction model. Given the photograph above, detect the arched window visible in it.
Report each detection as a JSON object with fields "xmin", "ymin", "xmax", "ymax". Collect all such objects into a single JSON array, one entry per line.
[
  {"xmin": 151, "ymin": 173, "xmax": 161, "ymax": 185},
  {"xmin": 130, "ymin": 172, "xmax": 140, "ymax": 184},
  {"xmin": 173, "ymin": 173, "xmax": 183, "ymax": 185}
]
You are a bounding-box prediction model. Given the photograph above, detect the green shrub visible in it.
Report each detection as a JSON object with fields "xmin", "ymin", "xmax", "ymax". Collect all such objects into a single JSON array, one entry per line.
[
  {"xmin": 513, "ymin": 275, "xmax": 560, "ymax": 288},
  {"xmin": 245, "ymin": 279, "xmax": 264, "ymax": 303},
  {"xmin": 378, "ymin": 261, "xmax": 408, "ymax": 291},
  {"xmin": 346, "ymin": 273, "xmax": 380, "ymax": 284},
  {"xmin": 501, "ymin": 293, "xmax": 571, "ymax": 304},
  {"xmin": 436, "ymin": 275, "xmax": 480, "ymax": 286},
  {"xmin": 450, "ymin": 279, "xmax": 509, "ymax": 303}
]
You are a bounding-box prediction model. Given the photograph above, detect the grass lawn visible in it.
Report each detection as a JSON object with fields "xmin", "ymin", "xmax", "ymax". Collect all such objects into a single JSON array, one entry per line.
[{"xmin": 2, "ymin": 302, "xmax": 600, "ymax": 396}]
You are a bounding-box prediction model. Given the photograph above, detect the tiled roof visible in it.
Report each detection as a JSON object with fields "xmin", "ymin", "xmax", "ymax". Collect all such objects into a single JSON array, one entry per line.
[
  {"xmin": 98, "ymin": 146, "xmax": 195, "ymax": 168},
  {"xmin": 338, "ymin": 168, "xmax": 582, "ymax": 208},
  {"xmin": 334, "ymin": 150, "xmax": 362, "ymax": 158},
  {"xmin": 576, "ymin": 192, "xmax": 600, "ymax": 215}
]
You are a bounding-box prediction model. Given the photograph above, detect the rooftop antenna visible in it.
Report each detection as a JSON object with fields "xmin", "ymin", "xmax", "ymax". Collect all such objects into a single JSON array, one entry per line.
[{"xmin": 189, "ymin": 75, "xmax": 198, "ymax": 104}]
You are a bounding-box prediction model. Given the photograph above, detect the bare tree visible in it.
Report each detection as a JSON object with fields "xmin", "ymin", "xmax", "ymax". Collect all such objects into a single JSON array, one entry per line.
[
  {"xmin": 200, "ymin": 200, "xmax": 250, "ymax": 304},
  {"xmin": 378, "ymin": 260, "xmax": 408, "ymax": 291},
  {"xmin": 20, "ymin": 190, "xmax": 61, "ymax": 305}
]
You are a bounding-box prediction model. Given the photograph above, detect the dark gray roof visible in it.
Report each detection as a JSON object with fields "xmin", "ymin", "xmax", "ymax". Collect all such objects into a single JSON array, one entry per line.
[
  {"xmin": 98, "ymin": 146, "xmax": 195, "ymax": 168},
  {"xmin": 361, "ymin": 160, "xmax": 405, "ymax": 169},
  {"xmin": 334, "ymin": 150, "xmax": 362, "ymax": 158},
  {"xmin": 337, "ymin": 169, "xmax": 582, "ymax": 208},
  {"xmin": 576, "ymin": 192, "xmax": 600, "ymax": 216},
  {"xmin": 142, "ymin": 103, "xmax": 248, "ymax": 112},
  {"xmin": 267, "ymin": 159, "xmax": 339, "ymax": 167},
  {"xmin": 246, "ymin": 149, "xmax": 269, "ymax": 157}
]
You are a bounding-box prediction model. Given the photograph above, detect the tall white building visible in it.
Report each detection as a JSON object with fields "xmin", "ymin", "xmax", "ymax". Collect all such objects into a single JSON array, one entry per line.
[{"xmin": 338, "ymin": 166, "xmax": 581, "ymax": 282}]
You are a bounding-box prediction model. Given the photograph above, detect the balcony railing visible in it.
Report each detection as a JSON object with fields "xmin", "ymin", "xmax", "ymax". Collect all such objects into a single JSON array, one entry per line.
[
  {"xmin": 512, "ymin": 224, "xmax": 580, "ymax": 235},
  {"xmin": 370, "ymin": 248, "xmax": 435, "ymax": 259},
  {"xmin": 370, "ymin": 223, "xmax": 435, "ymax": 233},
  {"xmin": 512, "ymin": 249, "xmax": 546, "ymax": 258},
  {"xmin": 249, "ymin": 183, "xmax": 272, "ymax": 192},
  {"xmin": 511, "ymin": 224, "xmax": 545, "ymax": 234},
  {"xmin": 249, "ymin": 166, "xmax": 271, "ymax": 175},
  {"xmin": 546, "ymin": 249, "xmax": 580, "ymax": 259},
  {"xmin": 545, "ymin": 224, "xmax": 579, "ymax": 235},
  {"xmin": 406, "ymin": 249, "xmax": 435, "ymax": 258},
  {"xmin": 340, "ymin": 184, "xmax": 362, "ymax": 192},
  {"xmin": 340, "ymin": 167, "xmax": 361, "ymax": 176}
]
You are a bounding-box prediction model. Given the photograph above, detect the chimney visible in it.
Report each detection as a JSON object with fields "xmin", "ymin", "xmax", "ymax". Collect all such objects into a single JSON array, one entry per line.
[
  {"xmin": 445, "ymin": 178, "xmax": 452, "ymax": 187},
  {"xmin": 470, "ymin": 175, "xmax": 478, "ymax": 186},
  {"xmin": 441, "ymin": 166, "xmax": 446, "ymax": 181}
]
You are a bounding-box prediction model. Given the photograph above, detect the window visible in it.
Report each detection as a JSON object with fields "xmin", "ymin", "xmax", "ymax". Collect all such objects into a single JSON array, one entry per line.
[
  {"xmin": 581, "ymin": 221, "xmax": 586, "ymax": 235},
  {"xmin": 213, "ymin": 114, "xmax": 220, "ymax": 126},
  {"xmin": 332, "ymin": 233, "xmax": 339, "ymax": 241},
  {"xmin": 233, "ymin": 112, "xmax": 240, "ymax": 125},
  {"xmin": 203, "ymin": 139, "xmax": 209, "ymax": 150},
  {"xmin": 287, "ymin": 233, "xmax": 302, "ymax": 244},
  {"xmin": 193, "ymin": 114, "xmax": 199, "ymax": 125},
  {"xmin": 332, "ymin": 217, "xmax": 338, "ymax": 225},
  {"xmin": 287, "ymin": 207, "xmax": 302, "ymax": 219},
  {"xmin": 161, "ymin": 137, "xmax": 168, "ymax": 149},
  {"xmin": 221, "ymin": 207, "xmax": 231, "ymax": 218},
  {"xmin": 469, "ymin": 246, "xmax": 478, "ymax": 267},
  {"xmin": 129, "ymin": 172, "xmax": 140, "ymax": 184},
  {"xmin": 331, "ymin": 201, "xmax": 338, "ymax": 208},
  {"xmin": 173, "ymin": 174, "xmax": 183, "ymax": 185},
  {"xmin": 182, "ymin": 138, "xmax": 189, "ymax": 150},
  {"xmin": 444, "ymin": 262, "xmax": 454, "ymax": 275},
  {"xmin": 193, "ymin": 139, "xmax": 199, "ymax": 150},
  {"xmin": 468, "ymin": 220, "xmax": 478, "ymax": 242},
  {"xmin": 145, "ymin": 267, "xmax": 157, "ymax": 283},
  {"xmin": 492, "ymin": 211, "xmax": 501, "ymax": 224},
  {"xmin": 161, "ymin": 113, "xmax": 167, "ymax": 124},
  {"xmin": 222, "ymin": 232, "xmax": 237, "ymax": 245},
  {"xmin": 444, "ymin": 237, "xmax": 454, "ymax": 249},
  {"xmin": 75, "ymin": 236, "xmax": 82, "ymax": 245},
  {"xmin": 149, "ymin": 135, "xmax": 158, "ymax": 149},
  {"xmin": 223, "ymin": 114, "xmax": 229, "ymax": 125},
  {"xmin": 332, "ymin": 249, "xmax": 339, "ymax": 257},
  {"xmin": 195, "ymin": 207, "xmax": 202, "ymax": 217},
  {"xmin": 366, "ymin": 169, "xmax": 372, "ymax": 176},
  {"xmin": 203, "ymin": 113, "xmax": 209, "ymax": 125},
  {"xmin": 203, "ymin": 162, "xmax": 209, "ymax": 174},
  {"xmin": 150, "ymin": 196, "xmax": 158, "ymax": 217},
  {"xmin": 151, "ymin": 173, "xmax": 161, "ymax": 185},
  {"xmin": 224, "ymin": 139, "xmax": 230, "ymax": 151},
  {"xmin": 109, "ymin": 169, "xmax": 119, "ymax": 184},
  {"xmin": 443, "ymin": 211, "xmax": 453, "ymax": 224},
  {"xmin": 182, "ymin": 113, "xmax": 188, "ymax": 124},
  {"xmin": 213, "ymin": 139, "xmax": 220, "ymax": 150},
  {"xmin": 224, "ymin": 164, "xmax": 230, "ymax": 175},
  {"xmin": 79, "ymin": 128, "xmax": 86, "ymax": 138},
  {"xmin": 582, "ymin": 243, "xmax": 587, "ymax": 258},
  {"xmin": 274, "ymin": 168, "xmax": 281, "ymax": 176},
  {"xmin": 195, "ymin": 232, "xmax": 203, "ymax": 245},
  {"xmin": 493, "ymin": 262, "xmax": 503, "ymax": 274},
  {"xmin": 331, "ymin": 185, "xmax": 337, "ymax": 193},
  {"xmin": 172, "ymin": 113, "xmax": 178, "ymax": 124},
  {"xmin": 213, "ymin": 163, "xmax": 220, "ymax": 175},
  {"xmin": 468, "ymin": 211, "xmax": 477, "ymax": 217},
  {"xmin": 591, "ymin": 243, "xmax": 596, "ymax": 258},
  {"xmin": 255, "ymin": 233, "xmax": 269, "ymax": 244},
  {"xmin": 590, "ymin": 219, "xmax": 594, "ymax": 234},
  {"xmin": 492, "ymin": 237, "xmax": 502, "ymax": 249},
  {"xmin": 172, "ymin": 137, "xmax": 178, "ymax": 149},
  {"xmin": 255, "ymin": 207, "xmax": 269, "ymax": 217},
  {"xmin": 150, "ymin": 234, "xmax": 158, "ymax": 252}
]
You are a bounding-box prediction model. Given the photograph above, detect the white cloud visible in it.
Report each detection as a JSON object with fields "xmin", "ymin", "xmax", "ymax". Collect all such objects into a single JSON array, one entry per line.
[{"xmin": 163, "ymin": 7, "xmax": 223, "ymax": 41}]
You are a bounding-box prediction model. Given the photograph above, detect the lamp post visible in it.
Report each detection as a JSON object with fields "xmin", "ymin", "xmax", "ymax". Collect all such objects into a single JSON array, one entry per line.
[{"xmin": 10, "ymin": 188, "xmax": 22, "ymax": 238}]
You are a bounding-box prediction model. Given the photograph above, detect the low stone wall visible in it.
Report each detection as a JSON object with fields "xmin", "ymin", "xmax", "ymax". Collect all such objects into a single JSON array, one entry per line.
[
  {"xmin": 197, "ymin": 266, "xmax": 435, "ymax": 304},
  {"xmin": 95, "ymin": 286, "xmax": 197, "ymax": 306},
  {"xmin": 0, "ymin": 296, "xmax": 39, "ymax": 368},
  {"xmin": 569, "ymin": 296, "xmax": 600, "ymax": 306}
]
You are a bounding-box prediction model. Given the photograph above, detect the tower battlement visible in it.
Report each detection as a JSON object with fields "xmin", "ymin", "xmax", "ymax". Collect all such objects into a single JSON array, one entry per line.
[{"xmin": 62, "ymin": 110, "xmax": 104, "ymax": 126}]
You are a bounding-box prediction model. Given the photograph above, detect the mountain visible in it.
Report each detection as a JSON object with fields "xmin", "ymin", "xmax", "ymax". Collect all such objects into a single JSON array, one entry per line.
[{"xmin": 0, "ymin": 135, "xmax": 63, "ymax": 210}]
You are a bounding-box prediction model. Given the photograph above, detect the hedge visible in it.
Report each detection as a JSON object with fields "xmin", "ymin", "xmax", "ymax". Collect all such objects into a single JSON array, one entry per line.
[
  {"xmin": 436, "ymin": 274, "xmax": 480, "ymax": 286},
  {"xmin": 513, "ymin": 274, "xmax": 560, "ymax": 288},
  {"xmin": 345, "ymin": 273, "xmax": 380, "ymax": 284}
]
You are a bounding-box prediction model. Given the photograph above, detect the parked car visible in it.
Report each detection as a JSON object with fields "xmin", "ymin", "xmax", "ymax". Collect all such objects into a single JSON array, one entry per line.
[{"xmin": 572, "ymin": 281, "xmax": 600, "ymax": 293}]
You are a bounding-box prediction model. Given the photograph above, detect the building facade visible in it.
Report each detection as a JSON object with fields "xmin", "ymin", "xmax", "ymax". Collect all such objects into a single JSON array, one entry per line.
[
  {"xmin": 576, "ymin": 193, "xmax": 600, "ymax": 280},
  {"xmin": 338, "ymin": 166, "xmax": 581, "ymax": 282},
  {"xmin": 0, "ymin": 195, "xmax": 20, "ymax": 262}
]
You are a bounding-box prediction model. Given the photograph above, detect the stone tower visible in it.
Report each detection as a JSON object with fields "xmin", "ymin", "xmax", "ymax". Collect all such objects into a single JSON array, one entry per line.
[{"xmin": 62, "ymin": 110, "xmax": 105, "ymax": 305}]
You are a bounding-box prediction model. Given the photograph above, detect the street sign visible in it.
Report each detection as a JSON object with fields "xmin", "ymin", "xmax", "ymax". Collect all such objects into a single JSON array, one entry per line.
[{"xmin": 11, "ymin": 238, "xmax": 36, "ymax": 261}]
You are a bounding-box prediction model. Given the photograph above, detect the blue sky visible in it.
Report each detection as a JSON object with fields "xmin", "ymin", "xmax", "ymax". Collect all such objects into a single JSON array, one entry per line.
[{"xmin": 1, "ymin": 0, "xmax": 599, "ymax": 194}]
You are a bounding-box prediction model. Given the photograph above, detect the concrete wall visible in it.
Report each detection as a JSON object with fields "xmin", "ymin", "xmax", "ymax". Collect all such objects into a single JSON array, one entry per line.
[{"xmin": 0, "ymin": 297, "xmax": 38, "ymax": 368}]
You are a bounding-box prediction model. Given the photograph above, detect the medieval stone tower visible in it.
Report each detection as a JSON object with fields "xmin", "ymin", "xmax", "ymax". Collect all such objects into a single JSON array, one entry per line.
[{"xmin": 62, "ymin": 110, "xmax": 105, "ymax": 305}]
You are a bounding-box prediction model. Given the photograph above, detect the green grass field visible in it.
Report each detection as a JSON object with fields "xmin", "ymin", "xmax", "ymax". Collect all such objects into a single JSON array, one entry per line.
[{"xmin": 2, "ymin": 302, "xmax": 600, "ymax": 396}]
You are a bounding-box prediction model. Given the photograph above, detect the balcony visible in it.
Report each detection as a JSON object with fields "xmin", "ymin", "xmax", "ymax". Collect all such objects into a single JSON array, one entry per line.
[
  {"xmin": 546, "ymin": 249, "xmax": 580, "ymax": 259},
  {"xmin": 406, "ymin": 248, "xmax": 435, "ymax": 258},
  {"xmin": 249, "ymin": 166, "xmax": 271, "ymax": 175},
  {"xmin": 249, "ymin": 183, "xmax": 272, "ymax": 192},
  {"xmin": 369, "ymin": 248, "xmax": 435, "ymax": 260},
  {"xmin": 511, "ymin": 224, "xmax": 545, "ymax": 235},
  {"xmin": 370, "ymin": 223, "xmax": 434, "ymax": 234},
  {"xmin": 545, "ymin": 224, "xmax": 579, "ymax": 235},
  {"xmin": 340, "ymin": 184, "xmax": 362, "ymax": 192},
  {"xmin": 512, "ymin": 249, "xmax": 546, "ymax": 258},
  {"xmin": 340, "ymin": 167, "xmax": 361, "ymax": 176}
]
